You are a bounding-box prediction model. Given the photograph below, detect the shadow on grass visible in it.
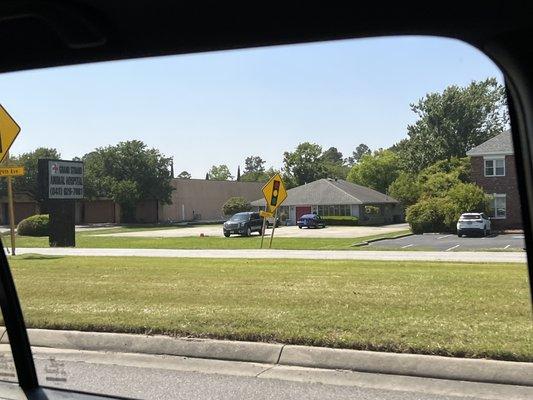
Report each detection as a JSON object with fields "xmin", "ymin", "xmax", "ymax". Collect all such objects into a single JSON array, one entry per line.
[{"xmin": 11, "ymin": 253, "xmax": 65, "ymax": 260}]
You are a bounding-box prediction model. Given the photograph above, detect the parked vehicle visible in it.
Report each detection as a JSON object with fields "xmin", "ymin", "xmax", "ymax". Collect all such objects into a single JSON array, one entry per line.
[
  {"xmin": 266, "ymin": 216, "xmax": 281, "ymax": 228},
  {"xmin": 297, "ymin": 213, "xmax": 326, "ymax": 229},
  {"xmin": 223, "ymin": 212, "xmax": 263, "ymax": 237},
  {"xmin": 457, "ymin": 213, "xmax": 491, "ymax": 237}
]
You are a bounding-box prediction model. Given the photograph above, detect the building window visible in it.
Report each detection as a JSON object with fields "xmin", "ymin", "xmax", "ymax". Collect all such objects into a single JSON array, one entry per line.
[
  {"xmin": 317, "ymin": 204, "xmax": 351, "ymax": 216},
  {"xmin": 488, "ymin": 194, "xmax": 506, "ymax": 219},
  {"xmin": 484, "ymin": 157, "xmax": 505, "ymax": 177}
]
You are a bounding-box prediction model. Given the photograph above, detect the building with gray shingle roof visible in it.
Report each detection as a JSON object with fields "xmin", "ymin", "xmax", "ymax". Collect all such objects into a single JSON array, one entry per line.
[
  {"xmin": 466, "ymin": 129, "xmax": 522, "ymax": 230},
  {"xmin": 251, "ymin": 178, "xmax": 402, "ymax": 225},
  {"xmin": 466, "ymin": 130, "xmax": 513, "ymax": 156}
]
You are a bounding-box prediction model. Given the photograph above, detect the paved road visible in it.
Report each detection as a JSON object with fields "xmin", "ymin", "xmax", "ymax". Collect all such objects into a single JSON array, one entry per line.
[
  {"xmin": 23, "ymin": 347, "xmax": 530, "ymax": 400},
  {"xmin": 370, "ymin": 233, "xmax": 526, "ymax": 251},
  {"xmin": 95, "ymin": 223, "xmax": 410, "ymax": 239},
  {"xmin": 14, "ymin": 247, "xmax": 527, "ymax": 262}
]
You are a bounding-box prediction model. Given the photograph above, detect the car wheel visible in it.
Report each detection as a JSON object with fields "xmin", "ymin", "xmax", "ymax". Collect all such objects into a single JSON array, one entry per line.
[
  {"xmin": 298, "ymin": 226, "xmax": 302, "ymax": 229},
  {"xmin": 457, "ymin": 230, "xmax": 462, "ymax": 237},
  {"xmin": 245, "ymin": 227, "xmax": 251, "ymax": 237},
  {"xmin": 223, "ymin": 231, "xmax": 230, "ymax": 238}
]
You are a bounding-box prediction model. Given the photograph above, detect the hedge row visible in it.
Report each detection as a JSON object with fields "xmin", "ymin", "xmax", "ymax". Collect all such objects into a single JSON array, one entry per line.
[{"xmin": 322, "ymin": 216, "xmax": 359, "ymax": 226}]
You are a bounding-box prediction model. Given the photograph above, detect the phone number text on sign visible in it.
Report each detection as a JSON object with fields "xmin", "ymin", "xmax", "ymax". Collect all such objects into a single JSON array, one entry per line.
[{"xmin": 48, "ymin": 161, "xmax": 84, "ymax": 199}]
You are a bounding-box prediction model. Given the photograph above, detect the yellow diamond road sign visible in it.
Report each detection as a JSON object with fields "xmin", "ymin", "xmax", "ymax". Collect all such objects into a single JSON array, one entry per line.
[
  {"xmin": 0, "ymin": 105, "xmax": 21, "ymax": 163},
  {"xmin": 262, "ymin": 173, "xmax": 287, "ymax": 213},
  {"xmin": 0, "ymin": 166, "xmax": 25, "ymax": 177}
]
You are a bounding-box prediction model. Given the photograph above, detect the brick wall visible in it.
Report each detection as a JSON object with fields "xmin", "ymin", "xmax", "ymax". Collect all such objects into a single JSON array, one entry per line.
[
  {"xmin": 470, "ymin": 155, "xmax": 523, "ymax": 230},
  {"xmin": 81, "ymin": 200, "xmax": 117, "ymax": 224}
]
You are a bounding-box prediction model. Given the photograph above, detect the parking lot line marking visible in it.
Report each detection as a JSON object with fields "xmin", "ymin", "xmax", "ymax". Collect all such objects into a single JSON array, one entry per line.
[
  {"xmin": 445, "ymin": 244, "xmax": 460, "ymax": 252},
  {"xmin": 401, "ymin": 244, "xmax": 413, "ymax": 248},
  {"xmin": 504, "ymin": 244, "xmax": 511, "ymax": 249},
  {"xmin": 437, "ymin": 235, "xmax": 451, "ymax": 239}
]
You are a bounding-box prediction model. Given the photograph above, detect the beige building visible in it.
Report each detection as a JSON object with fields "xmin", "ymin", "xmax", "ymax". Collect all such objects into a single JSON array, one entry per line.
[
  {"xmin": 4, "ymin": 179, "xmax": 263, "ymax": 225},
  {"xmin": 158, "ymin": 179, "xmax": 264, "ymax": 222}
]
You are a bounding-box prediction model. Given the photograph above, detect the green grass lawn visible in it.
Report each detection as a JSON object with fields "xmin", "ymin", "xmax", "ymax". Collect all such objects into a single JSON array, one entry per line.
[
  {"xmin": 12, "ymin": 229, "xmax": 412, "ymax": 250},
  {"xmin": 9, "ymin": 255, "xmax": 532, "ymax": 361}
]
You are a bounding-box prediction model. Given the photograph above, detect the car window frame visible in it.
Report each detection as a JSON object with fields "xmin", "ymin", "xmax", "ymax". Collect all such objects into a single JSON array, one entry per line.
[{"xmin": 0, "ymin": 4, "xmax": 533, "ymax": 397}]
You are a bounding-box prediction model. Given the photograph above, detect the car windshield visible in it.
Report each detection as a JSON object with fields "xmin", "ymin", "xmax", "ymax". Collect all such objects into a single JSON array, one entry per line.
[
  {"xmin": 461, "ymin": 215, "xmax": 482, "ymax": 220},
  {"xmin": 0, "ymin": 35, "xmax": 530, "ymax": 400},
  {"xmin": 229, "ymin": 213, "xmax": 250, "ymax": 222}
]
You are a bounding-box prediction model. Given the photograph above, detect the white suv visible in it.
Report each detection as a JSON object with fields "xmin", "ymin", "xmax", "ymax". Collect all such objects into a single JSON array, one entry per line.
[{"xmin": 457, "ymin": 213, "xmax": 491, "ymax": 237}]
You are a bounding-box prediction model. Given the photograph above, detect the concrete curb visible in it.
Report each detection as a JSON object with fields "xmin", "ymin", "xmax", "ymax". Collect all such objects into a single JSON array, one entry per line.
[
  {"xmin": 2, "ymin": 328, "xmax": 531, "ymax": 387},
  {"xmin": 351, "ymin": 232, "xmax": 414, "ymax": 247},
  {"xmin": 279, "ymin": 345, "xmax": 533, "ymax": 387},
  {"xmin": 2, "ymin": 329, "xmax": 282, "ymax": 365}
]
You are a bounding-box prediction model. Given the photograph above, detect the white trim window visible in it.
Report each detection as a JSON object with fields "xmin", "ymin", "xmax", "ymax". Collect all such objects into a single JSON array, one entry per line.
[
  {"xmin": 488, "ymin": 194, "xmax": 507, "ymax": 219},
  {"xmin": 484, "ymin": 156, "xmax": 505, "ymax": 177}
]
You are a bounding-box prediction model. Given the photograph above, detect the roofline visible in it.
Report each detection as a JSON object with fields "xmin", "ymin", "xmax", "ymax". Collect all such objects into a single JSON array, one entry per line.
[
  {"xmin": 250, "ymin": 199, "xmax": 398, "ymax": 206},
  {"xmin": 466, "ymin": 151, "xmax": 514, "ymax": 156}
]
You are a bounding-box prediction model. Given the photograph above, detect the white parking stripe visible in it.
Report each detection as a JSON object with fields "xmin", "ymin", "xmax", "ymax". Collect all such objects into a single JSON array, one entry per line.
[
  {"xmin": 401, "ymin": 244, "xmax": 413, "ymax": 248},
  {"xmin": 504, "ymin": 244, "xmax": 511, "ymax": 249},
  {"xmin": 445, "ymin": 244, "xmax": 460, "ymax": 252},
  {"xmin": 437, "ymin": 235, "xmax": 451, "ymax": 239}
]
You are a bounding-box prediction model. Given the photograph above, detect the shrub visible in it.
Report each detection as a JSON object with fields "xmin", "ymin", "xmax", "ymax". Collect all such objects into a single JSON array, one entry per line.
[
  {"xmin": 447, "ymin": 182, "xmax": 488, "ymax": 213},
  {"xmin": 322, "ymin": 216, "xmax": 359, "ymax": 226},
  {"xmin": 222, "ymin": 197, "xmax": 251, "ymax": 216},
  {"xmin": 364, "ymin": 205, "xmax": 381, "ymax": 215},
  {"xmin": 405, "ymin": 198, "xmax": 456, "ymax": 234},
  {"xmin": 17, "ymin": 214, "xmax": 49, "ymax": 237},
  {"xmin": 406, "ymin": 181, "xmax": 489, "ymax": 234},
  {"xmin": 419, "ymin": 172, "xmax": 462, "ymax": 199}
]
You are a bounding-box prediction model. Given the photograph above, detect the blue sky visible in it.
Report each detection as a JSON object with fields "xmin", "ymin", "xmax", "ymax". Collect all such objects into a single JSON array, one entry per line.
[{"xmin": 0, "ymin": 36, "xmax": 502, "ymax": 178}]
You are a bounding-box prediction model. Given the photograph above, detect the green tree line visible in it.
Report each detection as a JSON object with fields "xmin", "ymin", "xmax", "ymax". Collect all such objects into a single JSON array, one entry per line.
[{"xmin": 2, "ymin": 78, "xmax": 507, "ymax": 229}]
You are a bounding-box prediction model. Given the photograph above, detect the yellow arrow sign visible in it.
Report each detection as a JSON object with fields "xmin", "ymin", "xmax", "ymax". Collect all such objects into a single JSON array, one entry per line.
[
  {"xmin": 0, "ymin": 166, "xmax": 25, "ymax": 177},
  {"xmin": 262, "ymin": 173, "xmax": 287, "ymax": 213},
  {"xmin": 0, "ymin": 105, "xmax": 21, "ymax": 163}
]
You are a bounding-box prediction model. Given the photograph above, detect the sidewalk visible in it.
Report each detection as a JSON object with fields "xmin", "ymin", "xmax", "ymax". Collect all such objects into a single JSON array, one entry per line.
[
  {"xmin": 13, "ymin": 247, "xmax": 527, "ymax": 262},
  {"xmin": 1, "ymin": 328, "xmax": 532, "ymax": 387}
]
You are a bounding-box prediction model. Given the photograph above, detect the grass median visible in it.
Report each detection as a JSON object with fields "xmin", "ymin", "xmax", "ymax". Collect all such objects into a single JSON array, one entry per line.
[
  {"xmin": 12, "ymin": 229, "xmax": 412, "ymax": 250},
  {"xmin": 9, "ymin": 255, "xmax": 532, "ymax": 361}
]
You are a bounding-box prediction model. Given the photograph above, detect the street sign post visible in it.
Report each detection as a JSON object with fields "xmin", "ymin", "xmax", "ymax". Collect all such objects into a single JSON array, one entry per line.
[
  {"xmin": 260, "ymin": 173, "xmax": 287, "ymax": 248},
  {"xmin": 0, "ymin": 105, "xmax": 22, "ymax": 255}
]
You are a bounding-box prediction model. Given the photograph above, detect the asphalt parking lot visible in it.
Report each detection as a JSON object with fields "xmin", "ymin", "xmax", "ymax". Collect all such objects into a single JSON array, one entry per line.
[
  {"xmin": 97, "ymin": 223, "xmax": 410, "ymax": 239},
  {"xmin": 368, "ymin": 233, "xmax": 526, "ymax": 251}
]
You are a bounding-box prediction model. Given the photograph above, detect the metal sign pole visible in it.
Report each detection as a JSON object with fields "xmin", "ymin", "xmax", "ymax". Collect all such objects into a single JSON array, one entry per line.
[
  {"xmin": 260, "ymin": 206, "xmax": 268, "ymax": 249},
  {"xmin": 5, "ymin": 152, "xmax": 16, "ymax": 255},
  {"xmin": 269, "ymin": 208, "xmax": 278, "ymax": 249}
]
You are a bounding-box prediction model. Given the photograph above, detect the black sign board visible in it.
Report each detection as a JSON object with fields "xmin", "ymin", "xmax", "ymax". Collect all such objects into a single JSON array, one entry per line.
[{"xmin": 38, "ymin": 159, "xmax": 84, "ymax": 247}]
